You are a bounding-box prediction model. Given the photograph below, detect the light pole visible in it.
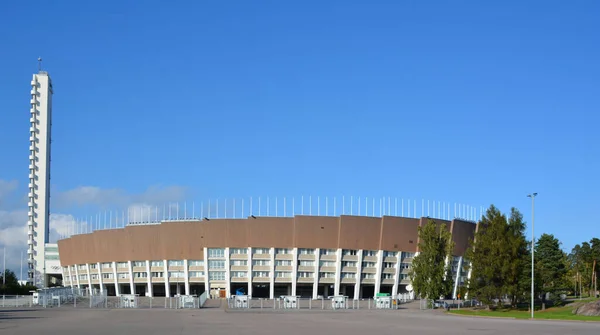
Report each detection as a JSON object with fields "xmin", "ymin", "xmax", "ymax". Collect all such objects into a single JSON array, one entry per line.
[{"xmin": 527, "ymin": 192, "xmax": 538, "ymax": 319}]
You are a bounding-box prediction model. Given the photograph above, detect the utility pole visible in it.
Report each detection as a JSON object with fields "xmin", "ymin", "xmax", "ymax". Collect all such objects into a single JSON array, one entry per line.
[{"xmin": 527, "ymin": 193, "xmax": 538, "ymax": 319}]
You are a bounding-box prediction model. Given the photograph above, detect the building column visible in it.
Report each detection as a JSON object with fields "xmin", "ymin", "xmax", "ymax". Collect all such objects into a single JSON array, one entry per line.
[
  {"xmin": 392, "ymin": 253, "xmax": 402, "ymax": 296},
  {"xmin": 163, "ymin": 260, "xmax": 170, "ymax": 297},
  {"xmin": 312, "ymin": 248, "xmax": 320, "ymax": 299},
  {"xmin": 374, "ymin": 250, "xmax": 384, "ymax": 295},
  {"xmin": 184, "ymin": 259, "xmax": 190, "ymax": 296},
  {"xmin": 127, "ymin": 261, "xmax": 135, "ymax": 295},
  {"xmin": 354, "ymin": 250, "xmax": 363, "ymax": 300},
  {"xmin": 97, "ymin": 262, "xmax": 104, "ymax": 294},
  {"xmin": 203, "ymin": 247, "xmax": 210, "ymax": 298},
  {"xmin": 334, "ymin": 248, "xmax": 342, "ymax": 296},
  {"xmin": 465, "ymin": 259, "xmax": 472, "ymax": 299},
  {"xmin": 291, "ymin": 248, "xmax": 298, "ymax": 297},
  {"xmin": 146, "ymin": 260, "xmax": 153, "ymax": 297},
  {"xmin": 269, "ymin": 248, "xmax": 275, "ymax": 299},
  {"xmin": 452, "ymin": 256, "xmax": 463, "ymax": 299},
  {"xmin": 86, "ymin": 264, "xmax": 93, "ymax": 293},
  {"xmin": 67, "ymin": 266, "xmax": 74, "ymax": 288},
  {"xmin": 224, "ymin": 248, "xmax": 231, "ymax": 298},
  {"xmin": 74, "ymin": 266, "xmax": 81, "ymax": 288},
  {"xmin": 247, "ymin": 247, "xmax": 252, "ymax": 297},
  {"xmin": 112, "ymin": 262, "xmax": 120, "ymax": 296}
]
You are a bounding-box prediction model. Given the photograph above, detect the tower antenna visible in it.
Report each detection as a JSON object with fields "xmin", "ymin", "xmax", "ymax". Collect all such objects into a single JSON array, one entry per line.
[{"xmin": 38, "ymin": 57, "xmax": 42, "ymax": 72}]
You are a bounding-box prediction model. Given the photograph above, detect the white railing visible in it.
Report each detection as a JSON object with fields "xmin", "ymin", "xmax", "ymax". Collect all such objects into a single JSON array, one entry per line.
[{"xmin": 59, "ymin": 196, "xmax": 484, "ymax": 238}]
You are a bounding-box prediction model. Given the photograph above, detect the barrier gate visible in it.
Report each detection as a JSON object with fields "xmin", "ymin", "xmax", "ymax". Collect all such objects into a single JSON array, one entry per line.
[
  {"xmin": 178, "ymin": 295, "xmax": 198, "ymax": 309},
  {"xmin": 119, "ymin": 294, "xmax": 138, "ymax": 308},
  {"xmin": 232, "ymin": 295, "xmax": 249, "ymax": 308},
  {"xmin": 281, "ymin": 296, "xmax": 299, "ymax": 309},
  {"xmin": 331, "ymin": 296, "xmax": 347, "ymax": 309}
]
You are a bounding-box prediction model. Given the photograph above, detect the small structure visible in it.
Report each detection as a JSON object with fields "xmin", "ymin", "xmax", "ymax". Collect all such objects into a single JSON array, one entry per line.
[
  {"xmin": 374, "ymin": 293, "xmax": 392, "ymax": 309},
  {"xmin": 281, "ymin": 295, "xmax": 299, "ymax": 309},
  {"xmin": 119, "ymin": 294, "xmax": 138, "ymax": 308},
  {"xmin": 178, "ymin": 295, "xmax": 198, "ymax": 309},
  {"xmin": 331, "ymin": 295, "xmax": 347, "ymax": 309},
  {"xmin": 232, "ymin": 295, "xmax": 249, "ymax": 308}
]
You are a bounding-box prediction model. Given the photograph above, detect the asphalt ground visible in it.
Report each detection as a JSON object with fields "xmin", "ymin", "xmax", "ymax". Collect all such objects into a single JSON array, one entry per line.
[{"xmin": 1, "ymin": 306, "xmax": 598, "ymax": 335}]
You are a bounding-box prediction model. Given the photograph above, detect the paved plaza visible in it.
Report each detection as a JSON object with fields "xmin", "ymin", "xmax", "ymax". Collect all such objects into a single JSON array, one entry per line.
[{"xmin": 1, "ymin": 306, "xmax": 599, "ymax": 335}]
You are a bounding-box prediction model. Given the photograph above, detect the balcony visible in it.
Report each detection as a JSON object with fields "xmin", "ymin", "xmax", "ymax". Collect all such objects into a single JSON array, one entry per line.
[
  {"xmin": 30, "ymin": 89, "xmax": 37, "ymax": 95},
  {"xmin": 30, "ymin": 99, "xmax": 37, "ymax": 105}
]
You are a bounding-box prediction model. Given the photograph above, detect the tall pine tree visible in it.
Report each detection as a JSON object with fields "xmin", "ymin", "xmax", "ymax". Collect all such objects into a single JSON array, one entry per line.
[
  {"xmin": 466, "ymin": 205, "xmax": 508, "ymax": 306},
  {"xmin": 410, "ymin": 219, "xmax": 454, "ymax": 302},
  {"xmin": 504, "ymin": 208, "xmax": 529, "ymax": 307},
  {"xmin": 535, "ymin": 233, "xmax": 568, "ymax": 308}
]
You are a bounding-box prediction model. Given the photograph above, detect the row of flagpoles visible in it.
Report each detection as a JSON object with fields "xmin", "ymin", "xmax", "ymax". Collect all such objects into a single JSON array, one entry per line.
[{"xmin": 59, "ymin": 197, "xmax": 485, "ymax": 239}]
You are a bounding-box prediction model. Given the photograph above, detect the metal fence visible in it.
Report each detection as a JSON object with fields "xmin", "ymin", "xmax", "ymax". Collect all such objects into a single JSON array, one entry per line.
[
  {"xmin": 0, "ymin": 295, "xmax": 33, "ymax": 308},
  {"xmin": 0, "ymin": 288, "xmax": 209, "ymax": 310},
  {"xmin": 226, "ymin": 296, "xmax": 413, "ymax": 311}
]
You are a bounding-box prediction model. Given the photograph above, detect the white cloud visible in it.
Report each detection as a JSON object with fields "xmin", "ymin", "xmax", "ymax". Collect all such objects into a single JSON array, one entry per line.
[
  {"xmin": 0, "ymin": 179, "xmax": 187, "ymax": 279},
  {"xmin": 53, "ymin": 185, "xmax": 188, "ymax": 209}
]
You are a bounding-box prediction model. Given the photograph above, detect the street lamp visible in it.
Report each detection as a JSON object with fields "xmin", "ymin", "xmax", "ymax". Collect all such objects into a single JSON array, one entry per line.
[{"xmin": 527, "ymin": 192, "xmax": 538, "ymax": 319}]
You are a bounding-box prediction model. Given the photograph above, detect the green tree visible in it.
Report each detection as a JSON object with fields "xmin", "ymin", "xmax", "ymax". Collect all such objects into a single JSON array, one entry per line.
[
  {"xmin": 0, "ymin": 270, "xmax": 37, "ymax": 295},
  {"xmin": 504, "ymin": 208, "xmax": 530, "ymax": 307},
  {"xmin": 410, "ymin": 219, "xmax": 455, "ymax": 303},
  {"xmin": 535, "ymin": 234, "xmax": 568, "ymax": 309},
  {"xmin": 466, "ymin": 205, "xmax": 508, "ymax": 306}
]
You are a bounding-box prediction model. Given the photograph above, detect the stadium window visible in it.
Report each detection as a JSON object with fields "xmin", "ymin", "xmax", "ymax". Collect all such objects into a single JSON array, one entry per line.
[
  {"xmin": 208, "ymin": 271, "xmax": 225, "ymax": 281},
  {"xmin": 188, "ymin": 260, "xmax": 204, "ymax": 267},
  {"xmin": 230, "ymin": 248, "xmax": 247, "ymax": 255},
  {"xmin": 208, "ymin": 260, "xmax": 225, "ymax": 269},
  {"xmin": 230, "ymin": 260, "xmax": 247, "ymax": 266},
  {"xmin": 168, "ymin": 260, "xmax": 183, "ymax": 267},
  {"xmin": 133, "ymin": 261, "xmax": 145, "ymax": 267},
  {"xmin": 150, "ymin": 260, "xmax": 164, "ymax": 267},
  {"xmin": 208, "ymin": 248, "xmax": 225, "ymax": 258},
  {"xmin": 168, "ymin": 271, "xmax": 184, "ymax": 278},
  {"xmin": 252, "ymin": 260, "xmax": 270, "ymax": 266},
  {"xmin": 253, "ymin": 248, "xmax": 269, "ymax": 254},
  {"xmin": 189, "ymin": 271, "xmax": 204, "ymax": 277}
]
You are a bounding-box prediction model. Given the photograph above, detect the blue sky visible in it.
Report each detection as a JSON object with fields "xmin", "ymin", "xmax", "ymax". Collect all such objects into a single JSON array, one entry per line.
[{"xmin": 0, "ymin": 0, "xmax": 599, "ymax": 258}]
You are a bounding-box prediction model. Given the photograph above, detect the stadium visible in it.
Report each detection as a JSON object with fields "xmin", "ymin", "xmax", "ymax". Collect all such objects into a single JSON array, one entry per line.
[
  {"xmin": 29, "ymin": 68, "xmax": 481, "ymax": 301},
  {"xmin": 57, "ymin": 210, "xmax": 478, "ymax": 300}
]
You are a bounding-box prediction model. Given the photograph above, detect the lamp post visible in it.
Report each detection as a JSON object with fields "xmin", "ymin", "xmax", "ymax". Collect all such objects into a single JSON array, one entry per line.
[{"xmin": 527, "ymin": 192, "xmax": 538, "ymax": 319}]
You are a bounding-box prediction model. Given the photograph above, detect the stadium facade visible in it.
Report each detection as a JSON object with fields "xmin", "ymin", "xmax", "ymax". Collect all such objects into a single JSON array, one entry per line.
[{"xmin": 57, "ymin": 214, "xmax": 477, "ymax": 299}]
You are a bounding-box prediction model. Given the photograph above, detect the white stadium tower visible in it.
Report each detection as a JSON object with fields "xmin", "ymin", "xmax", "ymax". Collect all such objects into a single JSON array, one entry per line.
[{"xmin": 28, "ymin": 64, "xmax": 61, "ymax": 287}]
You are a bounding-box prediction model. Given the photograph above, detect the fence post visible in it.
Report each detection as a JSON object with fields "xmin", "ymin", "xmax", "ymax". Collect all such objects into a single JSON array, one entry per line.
[{"xmin": 74, "ymin": 295, "xmax": 77, "ymax": 308}]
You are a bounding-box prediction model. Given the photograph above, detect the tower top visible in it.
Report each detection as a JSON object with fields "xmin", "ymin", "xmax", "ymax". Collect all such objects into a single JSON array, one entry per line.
[{"xmin": 38, "ymin": 57, "xmax": 42, "ymax": 72}]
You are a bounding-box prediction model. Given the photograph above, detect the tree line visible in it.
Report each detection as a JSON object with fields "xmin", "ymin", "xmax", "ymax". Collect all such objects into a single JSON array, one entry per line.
[
  {"xmin": 0, "ymin": 270, "xmax": 38, "ymax": 295},
  {"xmin": 410, "ymin": 204, "xmax": 599, "ymax": 308}
]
